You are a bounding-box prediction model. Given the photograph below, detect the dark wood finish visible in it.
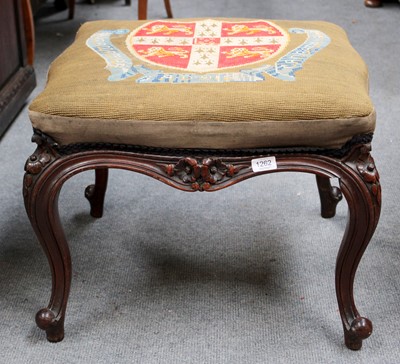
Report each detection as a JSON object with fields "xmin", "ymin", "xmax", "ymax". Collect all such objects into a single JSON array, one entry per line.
[
  {"xmin": 365, "ymin": 0, "xmax": 382, "ymax": 7},
  {"xmin": 316, "ymin": 175, "xmax": 343, "ymax": 218},
  {"xmin": 23, "ymin": 132, "xmax": 381, "ymax": 349},
  {"xmin": 164, "ymin": 0, "xmax": 173, "ymax": 19},
  {"xmin": 0, "ymin": 0, "xmax": 36, "ymax": 137},
  {"xmin": 68, "ymin": 0, "xmax": 74, "ymax": 20},
  {"xmin": 84, "ymin": 168, "xmax": 108, "ymax": 218},
  {"xmin": 138, "ymin": 0, "xmax": 173, "ymax": 20},
  {"xmin": 22, "ymin": 0, "xmax": 35, "ymax": 65}
]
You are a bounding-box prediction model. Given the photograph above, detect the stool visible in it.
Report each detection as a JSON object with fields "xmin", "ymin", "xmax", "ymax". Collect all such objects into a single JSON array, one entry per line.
[{"xmin": 24, "ymin": 18, "xmax": 381, "ymax": 349}]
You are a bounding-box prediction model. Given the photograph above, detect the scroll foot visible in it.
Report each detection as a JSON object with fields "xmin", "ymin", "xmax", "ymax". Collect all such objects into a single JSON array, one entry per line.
[
  {"xmin": 36, "ymin": 308, "xmax": 65, "ymax": 342},
  {"xmin": 316, "ymin": 175, "xmax": 343, "ymax": 218},
  {"xmin": 85, "ymin": 168, "xmax": 108, "ymax": 218},
  {"xmin": 344, "ymin": 317, "xmax": 373, "ymax": 350}
]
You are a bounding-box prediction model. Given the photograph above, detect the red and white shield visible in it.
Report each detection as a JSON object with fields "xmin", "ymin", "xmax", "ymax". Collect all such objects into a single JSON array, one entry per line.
[{"xmin": 126, "ymin": 19, "xmax": 289, "ymax": 72}]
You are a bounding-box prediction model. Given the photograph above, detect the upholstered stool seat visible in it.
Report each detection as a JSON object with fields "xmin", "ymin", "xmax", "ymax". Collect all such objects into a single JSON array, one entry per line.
[
  {"xmin": 30, "ymin": 19, "xmax": 375, "ymax": 149},
  {"xmin": 24, "ymin": 18, "xmax": 381, "ymax": 350}
]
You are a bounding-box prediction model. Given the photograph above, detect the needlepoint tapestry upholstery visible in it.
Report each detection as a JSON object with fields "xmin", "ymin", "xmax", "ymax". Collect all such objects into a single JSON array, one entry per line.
[{"xmin": 29, "ymin": 19, "xmax": 375, "ymax": 149}]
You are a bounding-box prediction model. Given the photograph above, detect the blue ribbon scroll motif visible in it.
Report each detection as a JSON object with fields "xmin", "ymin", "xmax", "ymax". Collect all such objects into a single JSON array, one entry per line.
[
  {"xmin": 86, "ymin": 29, "xmax": 136, "ymax": 81},
  {"xmin": 86, "ymin": 28, "xmax": 331, "ymax": 83}
]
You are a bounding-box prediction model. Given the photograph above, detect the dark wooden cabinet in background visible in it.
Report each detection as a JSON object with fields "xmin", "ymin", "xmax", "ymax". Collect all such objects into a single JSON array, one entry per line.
[{"xmin": 0, "ymin": 0, "xmax": 36, "ymax": 138}]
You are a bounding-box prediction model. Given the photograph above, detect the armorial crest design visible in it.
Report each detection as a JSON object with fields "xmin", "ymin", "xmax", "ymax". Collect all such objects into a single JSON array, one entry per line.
[{"xmin": 163, "ymin": 157, "xmax": 242, "ymax": 191}]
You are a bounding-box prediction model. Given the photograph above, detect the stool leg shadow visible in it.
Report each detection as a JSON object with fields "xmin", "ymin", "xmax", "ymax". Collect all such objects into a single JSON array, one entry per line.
[
  {"xmin": 316, "ymin": 175, "xmax": 343, "ymax": 218},
  {"xmin": 85, "ymin": 168, "xmax": 108, "ymax": 218}
]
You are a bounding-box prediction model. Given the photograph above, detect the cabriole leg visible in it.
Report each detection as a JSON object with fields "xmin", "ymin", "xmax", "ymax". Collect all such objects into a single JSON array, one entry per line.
[
  {"xmin": 336, "ymin": 144, "xmax": 381, "ymax": 350},
  {"xmin": 85, "ymin": 168, "xmax": 108, "ymax": 218},
  {"xmin": 23, "ymin": 137, "xmax": 71, "ymax": 342},
  {"xmin": 316, "ymin": 175, "xmax": 343, "ymax": 218}
]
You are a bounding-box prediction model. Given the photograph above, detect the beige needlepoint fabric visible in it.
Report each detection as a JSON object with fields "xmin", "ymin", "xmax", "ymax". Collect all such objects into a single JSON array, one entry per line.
[{"xmin": 29, "ymin": 18, "xmax": 375, "ymax": 149}]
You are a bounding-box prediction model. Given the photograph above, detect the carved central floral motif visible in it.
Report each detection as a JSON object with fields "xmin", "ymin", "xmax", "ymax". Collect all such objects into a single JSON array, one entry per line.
[{"xmin": 163, "ymin": 157, "xmax": 240, "ymax": 191}]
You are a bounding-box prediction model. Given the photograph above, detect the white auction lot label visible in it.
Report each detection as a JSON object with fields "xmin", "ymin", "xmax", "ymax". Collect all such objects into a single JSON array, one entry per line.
[{"xmin": 251, "ymin": 156, "xmax": 277, "ymax": 172}]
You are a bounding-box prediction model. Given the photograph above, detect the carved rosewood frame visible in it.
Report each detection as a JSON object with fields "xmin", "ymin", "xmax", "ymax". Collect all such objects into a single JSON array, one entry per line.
[{"xmin": 23, "ymin": 131, "xmax": 381, "ymax": 350}]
